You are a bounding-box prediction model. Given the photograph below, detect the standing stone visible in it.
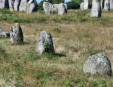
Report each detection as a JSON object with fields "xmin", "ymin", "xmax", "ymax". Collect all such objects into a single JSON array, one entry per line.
[
  {"xmin": 43, "ymin": 2, "xmax": 53, "ymax": 14},
  {"xmin": 84, "ymin": 0, "xmax": 89, "ymax": 10},
  {"xmin": 19, "ymin": 0, "xmax": 28, "ymax": 12},
  {"xmin": 90, "ymin": 0, "xmax": 101, "ymax": 17},
  {"xmin": 110, "ymin": 0, "xmax": 113, "ymax": 9},
  {"xmin": 101, "ymin": 0, "xmax": 105, "ymax": 9},
  {"xmin": 26, "ymin": 3, "xmax": 36, "ymax": 14},
  {"xmin": 9, "ymin": 0, "xmax": 14, "ymax": 11},
  {"xmin": 36, "ymin": 31, "xmax": 55, "ymax": 55},
  {"xmin": 58, "ymin": 3, "xmax": 67, "ymax": 15},
  {"xmin": 80, "ymin": 2, "xmax": 84, "ymax": 10},
  {"xmin": 104, "ymin": 0, "xmax": 110, "ymax": 11},
  {"xmin": 0, "ymin": 29, "xmax": 10, "ymax": 38},
  {"xmin": 0, "ymin": 0, "xmax": 8, "ymax": 9},
  {"xmin": 83, "ymin": 53, "xmax": 112, "ymax": 76},
  {"xmin": 10, "ymin": 23, "xmax": 24, "ymax": 44},
  {"xmin": 13, "ymin": 0, "xmax": 21, "ymax": 11}
]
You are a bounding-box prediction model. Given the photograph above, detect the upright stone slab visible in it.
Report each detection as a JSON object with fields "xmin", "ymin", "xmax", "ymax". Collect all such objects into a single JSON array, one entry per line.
[
  {"xmin": 9, "ymin": 0, "xmax": 14, "ymax": 11},
  {"xmin": 0, "ymin": 29, "xmax": 10, "ymax": 38},
  {"xmin": 10, "ymin": 23, "xmax": 24, "ymax": 44},
  {"xmin": 36, "ymin": 31, "xmax": 55, "ymax": 55},
  {"xmin": 80, "ymin": 2, "xmax": 84, "ymax": 10},
  {"xmin": 104, "ymin": 0, "xmax": 110, "ymax": 11},
  {"xmin": 84, "ymin": 0, "xmax": 89, "ymax": 9},
  {"xmin": 0, "ymin": 0, "xmax": 8, "ymax": 9},
  {"xmin": 19, "ymin": 0, "xmax": 28, "ymax": 12},
  {"xmin": 26, "ymin": 3, "xmax": 36, "ymax": 14},
  {"xmin": 58, "ymin": 3, "xmax": 67, "ymax": 15},
  {"xmin": 90, "ymin": 0, "xmax": 101, "ymax": 17},
  {"xmin": 101, "ymin": 0, "xmax": 105, "ymax": 9},
  {"xmin": 43, "ymin": 2, "xmax": 53, "ymax": 14},
  {"xmin": 13, "ymin": 0, "xmax": 21, "ymax": 11},
  {"xmin": 83, "ymin": 53, "xmax": 112, "ymax": 76},
  {"xmin": 110, "ymin": 0, "xmax": 113, "ymax": 9}
]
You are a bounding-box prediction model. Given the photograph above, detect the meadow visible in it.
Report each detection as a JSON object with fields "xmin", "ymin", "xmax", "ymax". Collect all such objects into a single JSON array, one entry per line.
[{"xmin": 0, "ymin": 9, "xmax": 113, "ymax": 87}]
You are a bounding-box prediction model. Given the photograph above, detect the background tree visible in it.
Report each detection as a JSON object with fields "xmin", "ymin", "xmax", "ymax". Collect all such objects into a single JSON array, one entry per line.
[{"xmin": 66, "ymin": 0, "xmax": 82, "ymax": 9}]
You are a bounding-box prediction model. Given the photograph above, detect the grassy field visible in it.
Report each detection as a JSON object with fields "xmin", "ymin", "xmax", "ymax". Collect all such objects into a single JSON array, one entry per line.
[{"xmin": 0, "ymin": 9, "xmax": 113, "ymax": 87}]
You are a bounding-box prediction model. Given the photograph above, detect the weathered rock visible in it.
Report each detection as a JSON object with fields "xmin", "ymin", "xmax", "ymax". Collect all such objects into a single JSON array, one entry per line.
[
  {"xmin": 10, "ymin": 23, "xmax": 23, "ymax": 44},
  {"xmin": 90, "ymin": 0, "xmax": 101, "ymax": 17},
  {"xmin": 36, "ymin": 31, "xmax": 55, "ymax": 54},
  {"xmin": 9, "ymin": 0, "xmax": 14, "ymax": 11},
  {"xmin": 0, "ymin": 29, "xmax": 10, "ymax": 38},
  {"xmin": 84, "ymin": 0, "xmax": 89, "ymax": 10},
  {"xmin": 19, "ymin": 0, "xmax": 28, "ymax": 12},
  {"xmin": 0, "ymin": 0, "xmax": 8, "ymax": 9},
  {"xmin": 26, "ymin": 3, "xmax": 36, "ymax": 14},
  {"xmin": 58, "ymin": 3, "xmax": 67, "ymax": 15},
  {"xmin": 13, "ymin": 0, "xmax": 21, "ymax": 11},
  {"xmin": 110, "ymin": 0, "xmax": 113, "ymax": 9},
  {"xmin": 83, "ymin": 53, "xmax": 112, "ymax": 76},
  {"xmin": 101, "ymin": 0, "xmax": 105, "ymax": 9},
  {"xmin": 104, "ymin": 0, "xmax": 110, "ymax": 11},
  {"xmin": 80, "ymin": 2, "xmax": 84, "ymax": 10},
  {"xmin": 43, "ymin": 2, "xmax": 53, "ymax": 14}
]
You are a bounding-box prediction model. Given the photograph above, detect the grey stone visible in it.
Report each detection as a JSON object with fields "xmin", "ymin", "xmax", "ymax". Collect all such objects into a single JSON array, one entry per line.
[
  {"xmin": 36, "ymin": 31, "xmax": 55, "ymax": 55},
  {"xmin": 90, "ymin": 0, "xmax": 101, "ymax": 17},
  {"xmin": 104, "ymin": 0, "xmax": 110, "ymax": 11},
  {"xmin": 9, "ymin": 0, "xmax": 14, "ymax": 11},
  {"xmin": 58, "ymin": 3, "xmax": 67, "ymax": 15},
  {"xmin": 83, "ymin": 53, "xmax": 112, "ymax": 76},
  {"xmin": 80, "ymin": 2, "xmax": 84, "ymax": 10},
  {"xmin": 13, "ymin": 0, "xmax": 20, "ymax": 11},
  {"xmin": 43, "ymin": 2, "xmax": 53, "ymax": 14},
  {"xmin": 26, "ymin": 3, "xmax": 36, "ymax": 14},
  {"xmin": 84, "ymin": 0, "xmax": 89, "ymax": 10},
  {"xmin": 19, "ymin": 0, "xmax": 28, "ymax": 12},
  {"xmin": 0, "ymin": 29, "xmax": 10, "ymax": 38},
  {"xmin": 0, "ymin": 0, "xmax": 8, "ymax": 9},
  {"xmin": 110, "ymin": 0, "xmax": 113, "ymax": 9},
  {"xmin": 10, "ymin": 23, "xmax": 23, "ymax": 44}
]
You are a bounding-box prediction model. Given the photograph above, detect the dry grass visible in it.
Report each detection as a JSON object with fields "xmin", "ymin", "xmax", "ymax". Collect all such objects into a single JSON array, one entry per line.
[{"xmin": 0, "ymin": 9, "xmax": 113, "ymax": 87}]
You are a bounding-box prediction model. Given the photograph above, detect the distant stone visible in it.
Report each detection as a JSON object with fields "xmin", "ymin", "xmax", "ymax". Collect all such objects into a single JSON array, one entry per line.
[
  {"xmin": 101, "ymin": 0, "xmax": 105, "ymax": 9},
  {"xmin": 43, "ymin": 2, "xmax": 53, "ymax": 14},
  {"xmin": 9, "ymin": 0, "xmax": 14, "ymax": 11},
  {"xmin": 110, "ymin": 0, "xmax": 113, "ymax": 9},
  {"xmin": 36, "ymin": 31, "xmax": 55, "ymax": 54},
  {"xmin": 19, "ymin": 0, "xmax": 28, "ymax": 12},
  {"xmin": 90, "ymin": 0, "xmax": 101, "ymax": 17},
  {"xmin": 13, "ymin": 0, "xmax": 20, "ymax": 11},
  {"xmin": 84, "ymin": 0, "xmax": 89, "ymax": 10},
  {"xmin": 80, "ymin": 2, "xmax": 84, "ymax": 10},
  {"xmin": 0, "ymin": 0, "xmax": 8, "ymax": 9},
  {"xmin": 104, "ymin": 0, "xmax": 110, "ymax": 11},
  {"xmin": 10, "ymin": 23, "xmax": 24, "ymax": 44},
  {"xmin": 26, "ymin": 3, "xmax": 36, "ymax": 14},
  {"xmin": 83, "ymin": 53, "xmax": 112, "ymax": 76},
  {"xmin": 0, "ymin": 29, "xmax": 10, "ymax": 38},
  {"xmin": 58, "ymin": 3, "xmax": 67, "ymax": 15}
]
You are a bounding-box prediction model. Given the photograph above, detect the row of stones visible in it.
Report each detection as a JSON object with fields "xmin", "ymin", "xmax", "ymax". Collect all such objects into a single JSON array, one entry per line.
[
  {"xmin": 81, "ymin": 0, "xmax": 113, "ymax": 17},
  {"xmin": 0, "ymin": 0, "xmax": 37, "ymax": 13},
  {"xmin": 43, "ymin": 2, "xmax": 67, "ymax": 15},
  {"xmin": 6, "ymin": 23, "xmax": 112, "ymax": 76}
]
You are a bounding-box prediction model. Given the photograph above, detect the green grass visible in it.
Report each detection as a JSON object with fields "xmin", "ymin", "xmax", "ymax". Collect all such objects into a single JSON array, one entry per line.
[{"xmin": 0, "ymin": 9, "xmax": 113, "ymax": 87}]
